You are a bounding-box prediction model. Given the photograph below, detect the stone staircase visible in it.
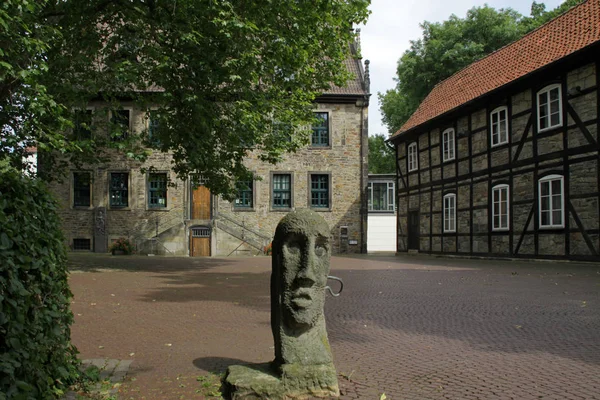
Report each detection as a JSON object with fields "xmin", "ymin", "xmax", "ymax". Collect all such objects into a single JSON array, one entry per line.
[
  {"xmin": 214, "ymin": 211, "xmax": 272, "ymax": 255},
  {"xmin": 130, "ymin": 212, "xmax": 186, "ymax": 255}
]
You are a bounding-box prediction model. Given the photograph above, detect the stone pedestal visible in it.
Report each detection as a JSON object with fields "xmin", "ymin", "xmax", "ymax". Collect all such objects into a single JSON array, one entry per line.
[{"xmin": 225, "ymin": 363, "xmax": 339, "ymax": 400}]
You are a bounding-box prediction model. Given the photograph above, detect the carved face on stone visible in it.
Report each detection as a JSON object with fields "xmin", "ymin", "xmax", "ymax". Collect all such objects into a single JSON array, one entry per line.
[{"xmin": 275, "ymin": 210, "xmax": 331, "ymax": 330}]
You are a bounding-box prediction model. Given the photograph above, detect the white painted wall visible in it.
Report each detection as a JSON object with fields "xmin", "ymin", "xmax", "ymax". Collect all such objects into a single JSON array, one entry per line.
[{"xmin": 367, "ymin": 214, "xmax": 396, "ymax": 252}]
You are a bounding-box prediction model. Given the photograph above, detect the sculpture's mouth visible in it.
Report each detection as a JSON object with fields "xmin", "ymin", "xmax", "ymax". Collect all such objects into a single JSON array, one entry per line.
[{"xmin": 291, "ymin": 290, "xmax": 313, "ymax": 309}]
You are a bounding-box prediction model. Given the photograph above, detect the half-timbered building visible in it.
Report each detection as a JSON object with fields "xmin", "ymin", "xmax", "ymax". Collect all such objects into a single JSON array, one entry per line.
[{"xmin": 389, "ymin": 0, "xmax": 600, "ymax": 260}]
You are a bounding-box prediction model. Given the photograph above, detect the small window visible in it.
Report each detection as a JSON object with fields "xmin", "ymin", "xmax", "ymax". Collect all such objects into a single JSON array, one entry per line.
[
  {"xmin": 442, "ymin": 128, "xmax": 455, "ymax": 162},
  {"xmin": 272, "ymin": 174, "xmax": 292, "ymax": 209},
  {"xmin": 368, "ymin": 181, "xmax": 395, "ymax": 212},
  {"xmin": 73, "ymin": 238, "xmax": 91, "ymax": 251},
  {"xmin": 490, "ymin": 106, "xmax": 508, "ymax": 147},
  {"xmin": 408, "ymin": 142, "xmax": 418, "ymax": 172},
  {"xmin": 537, "ymin": 84, "xmax": 562, "ymax": 132},
  {"xmin": 74, "ymin": 109, "xmax": 93, "ymax": 140},
  {"xmin": 492, "ymin": 184, "xmax": 509, "ymax": 230},
  {"xmin": 443, "ymin": 194, "xmax": 456, "ymax": 232},
  {"xmin": 310, "ymin": 174, "xmax": 330, "ymax": 209},
  {"xmin": 148, "ymin": 173, "xmax": 167, "ymax": 208},
  {"xmin": 148, "ymin": 112, "xmax": 161, "ymax": 147},
  {"xmin": 311, "ymin": 112, "xmax": 329, "ymax": 147},
  {"xmin": 539, "ymin": 175, "xmax": 564, "ymax": 229},
  {"xmin": 191, "ymin": 226, "xmax": 211, "ymax": 238},
  {"xmin": 73, "ymin": 172, "xmax": 91, "ymax": 207},
  {"xmin": 235, "ymin": 180, "xmax": 253, "ymax": 209},
  {"xmin": 110, "ymin": 172, "xmax": 129, "ymax": 208},
  {"xmin": 111, "ymin": 109, "xmax": 130, "ymax": 141}
]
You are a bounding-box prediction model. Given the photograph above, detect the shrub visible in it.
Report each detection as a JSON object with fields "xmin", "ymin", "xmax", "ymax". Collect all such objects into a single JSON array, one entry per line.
[
  {"xmin": 0, "ymin": 170, "xmax": 79, "ymax": 399},
  {"xmin": 108, "ymin": 237, "xmax": 135, "ymax": 255}
]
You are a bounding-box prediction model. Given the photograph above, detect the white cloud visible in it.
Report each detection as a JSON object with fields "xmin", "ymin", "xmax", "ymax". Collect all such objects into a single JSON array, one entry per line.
[{"xmin": 359, "ymin": 0, "xmax": 564, "ymax": 136}]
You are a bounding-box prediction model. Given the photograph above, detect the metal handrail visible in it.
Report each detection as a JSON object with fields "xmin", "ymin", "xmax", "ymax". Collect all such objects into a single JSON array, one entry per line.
[{"xmin": 215, "ymin": 212, "xmax": 272, "ymax": 241}]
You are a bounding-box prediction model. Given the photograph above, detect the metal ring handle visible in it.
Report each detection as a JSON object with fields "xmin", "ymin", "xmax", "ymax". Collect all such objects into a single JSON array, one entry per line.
[{"xmin": 326, "ymin": 275, "xmax": 344, "ymax": 297}]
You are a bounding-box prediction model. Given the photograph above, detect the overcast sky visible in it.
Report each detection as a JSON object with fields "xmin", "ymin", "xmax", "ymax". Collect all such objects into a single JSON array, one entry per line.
[{"xmin": 359, "ymin": 0, "xmax": 564, "ymax": 137}]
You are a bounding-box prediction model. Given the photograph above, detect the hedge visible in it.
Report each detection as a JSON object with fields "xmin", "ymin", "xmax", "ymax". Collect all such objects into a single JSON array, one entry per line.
[{"xmin": 0, "ymin": 170, "xmax": 79, "ymax": 399}]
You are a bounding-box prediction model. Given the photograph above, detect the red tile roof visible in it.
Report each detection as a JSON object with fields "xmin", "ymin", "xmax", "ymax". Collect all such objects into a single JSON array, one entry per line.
[{"xmin": 391, "ymin": 0, "xmax": 600, "ymax": 139}]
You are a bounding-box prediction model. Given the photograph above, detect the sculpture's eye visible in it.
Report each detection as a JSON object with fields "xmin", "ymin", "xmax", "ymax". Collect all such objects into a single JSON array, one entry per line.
[
  {"xmin": 284, "ymin": 239, "xmax": 301, "ymax": 256},
  {"xmin": 314, "ymin": 245, "xmax": 326, "ymax": 257},
  {"xmin": 314, "ymin": 236, "xmax": 328, "ymax": 257}
]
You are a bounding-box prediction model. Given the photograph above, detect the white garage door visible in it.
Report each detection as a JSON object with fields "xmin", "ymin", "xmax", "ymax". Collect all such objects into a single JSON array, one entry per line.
[{"xmin": 367, "ymin": 214, "xmax": 397, "ymax": 252}]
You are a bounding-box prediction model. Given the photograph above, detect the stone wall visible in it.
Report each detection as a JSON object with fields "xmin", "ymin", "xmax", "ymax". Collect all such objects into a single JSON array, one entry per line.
[
  {"xmin": 49, "ymin": 101, "xmax": 189, "ymax": 255},
  {"xmin": 394, "ymin": 60, "xmax": 600, "ymax": 260},
  {"xmin": 214, "ymin": 102, "xmax": 367, "ymax": 255},
  {"xmin": 50, "ymin": 99, "xmax": 367, "ymax": 256}
]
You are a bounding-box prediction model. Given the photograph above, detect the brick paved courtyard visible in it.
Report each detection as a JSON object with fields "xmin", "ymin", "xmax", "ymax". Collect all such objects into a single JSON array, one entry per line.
[{"xmin": 67, "ymin": 254, "xmax": 600, "ymax": 399}]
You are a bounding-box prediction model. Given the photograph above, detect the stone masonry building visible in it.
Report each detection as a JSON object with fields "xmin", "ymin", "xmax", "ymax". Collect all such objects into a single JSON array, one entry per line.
[
  {"xmin": 50, "ymin": 43, "xmax": 370, "ymax": 256},
  {"xmin": 389, "ymin": 0, "xmax": 600, "ymax": 261}
]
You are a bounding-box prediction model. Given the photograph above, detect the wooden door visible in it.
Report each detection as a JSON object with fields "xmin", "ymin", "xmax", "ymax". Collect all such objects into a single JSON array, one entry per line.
[
  {"xmin": 190, "ymin": 226, "xmax": 211, "ymax": 256},
  {"xmin": 408, "ymin": 211, "xmax": 420, "ymax": 250},
  {"xmin": 192, "ymin": 185, "xmax": 211, "ymax": 220}
]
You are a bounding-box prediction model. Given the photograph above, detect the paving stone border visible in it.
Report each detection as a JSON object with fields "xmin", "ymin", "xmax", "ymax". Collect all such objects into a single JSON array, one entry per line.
[{"xmin": 63, "ymin": 359, "xmax": 132, "ymax": 399}]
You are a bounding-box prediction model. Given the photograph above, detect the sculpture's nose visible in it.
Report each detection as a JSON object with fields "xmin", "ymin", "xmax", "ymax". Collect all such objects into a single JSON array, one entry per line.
[{"xmin": 297, "ymin": 249, "xmax": 317, "ymax": 284}]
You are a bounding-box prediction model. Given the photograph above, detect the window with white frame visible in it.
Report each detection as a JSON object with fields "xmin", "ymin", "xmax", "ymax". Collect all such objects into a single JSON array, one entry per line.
[
  {"xmin": 492, "ymin": 184, "xmax": 509, "ymax": 230},
  {"xmin": 539, "ymin": 175, "xmax": 564, "ymax": 228},
  {"xmin": 443, "ymin": 193, "xmax": 456, "ymax": 232},
  {"xmin": 442, "ymin": 128, "xmax": 455, "ymax": 161},
  {"xmin": 408, "ymin": 142, "xmax": 418, "ymax": 171},
  {"xmin": 537, "ymin": 84, "xmax": 562, "ymax": 132},
  {"xmin": 368, "ymin": 181, "xmax": 395, "ymax": 212},
  {"xmin": 490, "ymin": 106, "xmax": 508, "ymax": 147}
]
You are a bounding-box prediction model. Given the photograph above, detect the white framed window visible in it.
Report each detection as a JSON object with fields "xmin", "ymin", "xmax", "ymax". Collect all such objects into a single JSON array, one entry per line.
[
  {"xmin": 443, "ymin": 193, "xmax": 456, "ymax": 232},
  {"xmin": 408, "ymin": 142, "xmax": 418, "ymax": 172},
  {"xmin": 537, "ymin": 84, "xmax": 562, "ymax": 132},
  {"xmin": 442, "ymin": 128, "xmax": 455, "ymax": 162},
  {"xmin": 490, "ymin": 106, "xmax": 508, "ymax": 147},
  {"xmin": 368, "ymin": 181, "xmax": 395, "ymax": 212},
  {"xmin": 538, "ymin": 175, "xmax": 564, "ymax": 229},
  {"xmin": 492, "ymin": 184, "xmax": 509, "ymax": 231}
]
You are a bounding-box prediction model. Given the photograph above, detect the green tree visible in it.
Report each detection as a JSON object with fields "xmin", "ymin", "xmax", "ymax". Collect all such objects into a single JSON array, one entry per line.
[
  {"xmin": 0, "ymin": 1, "xmax": 371, "ymax": 397},
  {"xmin": 368, "ymin": 134, "xmax": 395, "ymax": 174},
  {"xmin": 379, "ymin": 0, "xmax": 584, "ymax": 134},
  {"xmin": 1, "ymin": 0, "xmax": 370, "ymax": 198}
]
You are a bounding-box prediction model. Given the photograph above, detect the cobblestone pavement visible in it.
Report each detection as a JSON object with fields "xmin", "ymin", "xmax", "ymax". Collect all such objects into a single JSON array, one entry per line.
[{"xmin": 67, "ymin": 254, "xmax": 600, "ymax": 399}]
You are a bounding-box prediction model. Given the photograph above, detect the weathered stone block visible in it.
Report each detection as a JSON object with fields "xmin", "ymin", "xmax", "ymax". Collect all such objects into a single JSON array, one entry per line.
[
  {"xmin": 511, "ymin": 89, "xmax": 532, "ymax": 115},
  {"xmin": 567, "ymin": 63, "xmax": 596, "ymax": 92},
  {"xmin": 471, "ymin": 109, "xmax": 486, "ymax": 131},
  {"xmin": 537, "ymin": 133, "xmax": 563, "ymax": 156},
  {"xmin": 443, "ymin": 236, "xmax": 456, "ymax": 253},
  {"xmin": 458, "ymin": 236, "xmax": 470, "ymax": 253},
  {"xmin": 538, "ymin": 234, "xmax": 565, "ymax": 256},
  {"xmin": 472, "ymin": 131, "xmax": 487, "ymax": 154},
  {"xmin": 491, "ymin": 235, "xmax": 510, "ymax": 255},
  {"xmin": 473, "ymin": 209, "xmax": 488, "ymax": 233}
]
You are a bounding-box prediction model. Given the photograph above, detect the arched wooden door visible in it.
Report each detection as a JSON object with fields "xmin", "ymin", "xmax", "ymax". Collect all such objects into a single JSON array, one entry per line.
[{"xmin": 190, "ymin": 226, "xmax": 211, "ymax": 257}]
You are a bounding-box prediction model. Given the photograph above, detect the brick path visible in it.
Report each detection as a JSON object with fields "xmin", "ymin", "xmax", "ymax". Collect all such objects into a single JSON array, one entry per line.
[{"xmin": 67, "ymin": 254, "xmax": 600, "ymax": 399}]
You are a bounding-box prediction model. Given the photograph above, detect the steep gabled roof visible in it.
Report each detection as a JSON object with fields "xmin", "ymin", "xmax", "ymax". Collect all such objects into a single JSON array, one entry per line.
[
  {"xmin": 391, "ymin": 0, "xmax": 600, "ymax": 139},
  {"xmin": 323, "ymin": 56, "xmax": 369, "ymax": 96}
]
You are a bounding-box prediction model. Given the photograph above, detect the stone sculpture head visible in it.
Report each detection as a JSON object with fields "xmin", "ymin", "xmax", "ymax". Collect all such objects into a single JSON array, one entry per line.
[{"xmin": 272, "ymin": 209, "xmax": 331, "ymax": 332}]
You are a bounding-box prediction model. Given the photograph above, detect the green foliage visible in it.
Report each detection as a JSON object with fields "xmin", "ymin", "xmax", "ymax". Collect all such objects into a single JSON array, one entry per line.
[
  {"xmin": 0, "ymin": 169, "xmax": 79, "ymax": 399},
  {"xmin": 1, "ymin": 0, "xmax": 370, "ymax": 198},
  {"xmin": 368, "ymin": 134, "xmax": 395, "ymax": 174},
  {"xmin": 379, "ymin": 0, "xmax": 584, "ymax": 134}
]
